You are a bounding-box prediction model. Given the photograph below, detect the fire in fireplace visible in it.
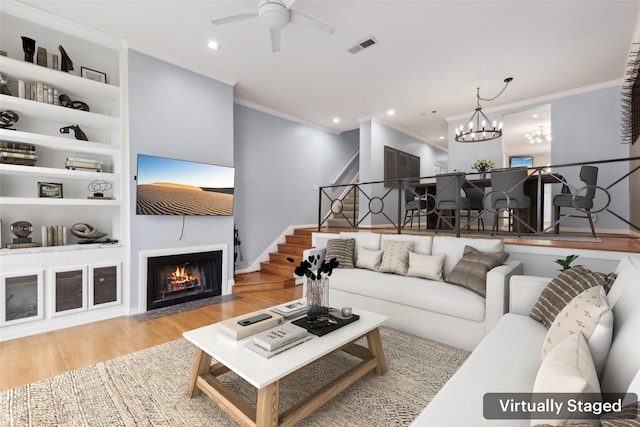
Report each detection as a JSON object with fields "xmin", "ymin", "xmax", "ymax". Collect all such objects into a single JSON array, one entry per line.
[{"xmin": 147, "ymin": 250, "xmax": 222, "ymax": 310}]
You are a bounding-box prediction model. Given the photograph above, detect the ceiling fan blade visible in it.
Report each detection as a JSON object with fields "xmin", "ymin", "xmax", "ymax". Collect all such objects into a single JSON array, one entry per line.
[
  {"xmin": 270, "ymin": 28, "xmax": 281, "ymax": 53},
  {"xmin": 289, "ymin": 9, "xmax": 335, "ymax": 34},
  {"xmin": 211, "ymin": 13, "xmax": 257, "ymax": 26}
]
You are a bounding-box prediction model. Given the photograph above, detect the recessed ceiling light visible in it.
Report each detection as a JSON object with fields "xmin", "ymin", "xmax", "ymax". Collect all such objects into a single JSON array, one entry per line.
[
  {"xmin": 387, "ymin": 109, "xmax": 395, "ymax": 116},
  {"xmin": 439, "ymin": 136, "xmax": 445, "ymax": 140},
  {"xmin": 532, "ymin": 113, "xmax": 539, "ymax": 118},
  {"xmin": 333, "ymin": 118, "xmax": 340, "ymax": 123},
  {"xmin": 208, "ymin": 41, "xmax": 221, "ymax": 50}
]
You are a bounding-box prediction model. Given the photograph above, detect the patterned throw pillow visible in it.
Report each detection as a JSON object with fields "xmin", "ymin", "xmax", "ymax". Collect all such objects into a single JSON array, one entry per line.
[
  {"xmin": 378, "ymin": 240, "xmax": 413, "ymax": 275},
  {"xmin": 530, "ymin": 267, "xmax": 609, "ymax": 329},
  {"xmin": 541, "ymin": 286, "xmax": 613, "ymax": 375},
  {"xmin": 325, "ymin": 238, "xmax": 355, "ymax": 269},
  {"xmin": 445, "ymin": 246, "xmax": 509, "ymax": 297}
]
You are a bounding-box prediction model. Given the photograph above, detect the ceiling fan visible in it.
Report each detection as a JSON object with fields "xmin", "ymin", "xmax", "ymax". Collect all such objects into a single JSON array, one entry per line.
[{"xmin": 211, "ymin": 0, "xmax": 335, "ymax": 53}]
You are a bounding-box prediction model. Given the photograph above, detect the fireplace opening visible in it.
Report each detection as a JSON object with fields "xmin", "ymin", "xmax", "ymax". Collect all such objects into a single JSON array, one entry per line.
[{"xmin": 147, "ymin": 250, "xmax": 222, "ymax": 311}]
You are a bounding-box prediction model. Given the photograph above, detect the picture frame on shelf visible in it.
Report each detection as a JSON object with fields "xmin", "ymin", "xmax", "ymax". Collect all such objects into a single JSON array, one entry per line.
[
  {"xmin": 80, "ymin": 66, "xmax": 107, "ymax": 84},
  {"xmin": 38, "ymin": 182, "xmax": 63, "ymax": 198}
]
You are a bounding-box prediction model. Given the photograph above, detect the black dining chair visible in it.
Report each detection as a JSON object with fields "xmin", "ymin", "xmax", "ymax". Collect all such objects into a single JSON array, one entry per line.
[
  {"xmin": 403, "ymin": 187, "xmax": 427, "ymax": 229},
  {"xmin": 490, "ymin": 168, "xmax": 531, "ymax": 234},
  {"xmin": 434, "ymin": 173, "xmax": 474, "ymax": 231},
  {"xmin": 552, "ymin": 165, "xmax": 598, "ymax": 237}
]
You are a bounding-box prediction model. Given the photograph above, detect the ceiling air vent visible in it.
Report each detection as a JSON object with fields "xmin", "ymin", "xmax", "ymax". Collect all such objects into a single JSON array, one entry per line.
[{"xmin": 348, "ymin": 37, "xmax": 378, "ymax": 54}]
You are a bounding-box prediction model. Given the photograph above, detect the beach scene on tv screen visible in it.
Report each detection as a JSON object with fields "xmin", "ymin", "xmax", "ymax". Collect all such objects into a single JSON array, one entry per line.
[{"xmin": 136, "ymin": 155, "xmax": 234, "ymax": 215}]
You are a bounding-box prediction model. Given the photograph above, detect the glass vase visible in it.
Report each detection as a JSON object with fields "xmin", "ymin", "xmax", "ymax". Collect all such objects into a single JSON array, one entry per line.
[{"xmin": 306, "ymin": 277, "xmax": 330, "ymax": 328}]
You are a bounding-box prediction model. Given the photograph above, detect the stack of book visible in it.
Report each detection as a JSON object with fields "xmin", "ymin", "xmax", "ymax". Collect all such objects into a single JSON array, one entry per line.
[
  {"xmin": 41, "ymin": 225, "xmax": 68, "ymax": 247},
  {"xmin": 17, "ymin": 80, "xmax": 59, "ymax": 105},
  {"xmin": 269, "ymin": 298, "xmax": 308, "ymax": 319},
  {"xmin": 0, "ymin": 141, "xmax": 37, "ymax": 166},
  {"xmin": 246, "ymin": 324, "xmax": 312, "ymax": 359},
  {"xmin": 65, "ymin": 157, "xmax": 102, "ymax": 172}
]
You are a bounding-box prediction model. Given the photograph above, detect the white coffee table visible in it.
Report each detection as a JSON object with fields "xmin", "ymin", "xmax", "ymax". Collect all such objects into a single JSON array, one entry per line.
[{"xmin": 183, "ymin": 307, "xmax": 389, "ymax": 427}]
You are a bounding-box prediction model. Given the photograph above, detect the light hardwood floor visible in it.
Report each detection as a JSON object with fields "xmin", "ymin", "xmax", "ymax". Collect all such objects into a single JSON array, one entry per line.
[{"xmin": 0, "ymin": 287, "xmax": 302, "ymax": 392}]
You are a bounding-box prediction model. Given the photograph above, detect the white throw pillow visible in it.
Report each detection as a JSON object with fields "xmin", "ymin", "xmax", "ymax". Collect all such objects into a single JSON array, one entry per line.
[
  {"xmin": 532, "ymin": 333, "xmax": 601, "ymax": 427},
  {"xmin": 378, "ymin": 240, "xmax": 413, "ymax": 275},
  {"xmin": 541, "ymin": 286, "xmax": 613, "ymax": 376},
  {"xmin": 406, "ymin": 252, "xmax": 445, "ymax": 280},
  {"xmin": 355, "ymin": 246, "xmax": 383, "ymax": 271}
]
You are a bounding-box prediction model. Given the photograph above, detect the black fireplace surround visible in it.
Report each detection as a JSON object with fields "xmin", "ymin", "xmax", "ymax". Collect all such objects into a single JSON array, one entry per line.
[{"xmin": 147, "ymin": 250, "xmax": 222, "ymax": 311}]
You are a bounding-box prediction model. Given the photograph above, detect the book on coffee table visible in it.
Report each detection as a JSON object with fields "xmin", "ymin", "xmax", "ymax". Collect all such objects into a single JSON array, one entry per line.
[
  {"xmin": 269, "ymin": 298, "xmax": 307, "ymax": 319},
  {"xmin": 217, "ymin": 309, "xmax": 285, "ymax": 340},
  {"xmin": 252, "ymin": 323, "xmax": 308, "ymax": 351},
  {"xmin": 245, "ymin": 334, "xmax": 313, "ymax": 359}
]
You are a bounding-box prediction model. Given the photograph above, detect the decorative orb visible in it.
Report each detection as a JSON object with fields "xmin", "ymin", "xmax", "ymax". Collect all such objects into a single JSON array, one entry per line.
[{"xmin": 10, "ymin": 221, "xmax": 33, "ymax": 238}]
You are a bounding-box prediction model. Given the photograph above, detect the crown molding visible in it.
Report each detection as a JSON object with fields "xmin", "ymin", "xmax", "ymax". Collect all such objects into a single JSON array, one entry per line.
[
  {"xmin": 446, "ymin": 79, "xmax": 624, "ymax": 123},
  {"xmin": 357, "ymin": 117, "xmax": 448, "ymax": 152}
]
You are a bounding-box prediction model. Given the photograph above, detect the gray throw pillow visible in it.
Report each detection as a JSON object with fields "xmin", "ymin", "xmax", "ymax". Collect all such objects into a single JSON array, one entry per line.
[
  {"xmin": 325, "ymin": 238, "xmax": 355, "ymax": 269},
  {"xmin": 529, "ymin": 266, "xmax": 609, "ymax": 329},
  {"xmin": 446, "ymin": 246, "xmax": 509, "ymax": 297}
]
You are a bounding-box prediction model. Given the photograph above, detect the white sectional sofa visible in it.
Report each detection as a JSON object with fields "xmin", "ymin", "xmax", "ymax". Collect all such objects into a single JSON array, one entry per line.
[
  {"xmin": 413, "ymin": 254, "xmax": 640, "ymax": 426},
  {"xmin": 303, "ymin": 231, "xmax": 523, "ymax": 351}
]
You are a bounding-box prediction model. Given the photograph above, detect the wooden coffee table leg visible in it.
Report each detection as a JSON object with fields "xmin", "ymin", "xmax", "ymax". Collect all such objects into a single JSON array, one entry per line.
[
  {"xmin": 187, "ymin": 348, "xmax": 212, "ymax": 397},
  {"xmin": 367, "ymin": 328, "xmax": 388, "ymax": 376},
  {"xmin": 256, "ymin": 381, "xmax": 279, "ymax": 427}
]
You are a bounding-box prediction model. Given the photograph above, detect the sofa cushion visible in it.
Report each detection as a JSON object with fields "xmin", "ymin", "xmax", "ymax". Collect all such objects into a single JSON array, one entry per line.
[
  {"xmin": 542, "ymin": 286, "xmax": 613, "ymax": 376},
  {"xmin": 329, "ymin": 268, "xmax": 486, "ymax": 321},
  {"xmin": 431, "ymin": 236, "xmax": 504, "ymax": 277},
  {"xmin": 529, "ymin": 266, "xmax": 609, "ymax": 328},
  {"xmin": 600, "ymin": 255, "xmax": 640, "ymax": 395},
  {"xmin": 325, "ymin": 238, "xmax": 355, "ymax": 268},
  {"xmin": 355, "ymin": 246, "xmax": 383, "ymax": 271},
  {"xmin": 407, "ymin": 252, "xmax": 445, "ymax": 281},
  {"xmin": 381, "ymin": 234, "xmax": 433, "ymax": 255},
  {"xmin": 533, "ymin": 332, "xmax": 601, "ymax": 427},
  {"xmin": 339, "ymin": 231, "xmax": 381, "ymax": 261},
  {"xmin": 412, "ymin": 314, "xmax": 547, "ymax": 426},
  {"xmin": 446, "ymin": 246, "xmax": 509, "ymax": 297},
  {"xmin": 378, "ymin": 240, "xmax": 413, "ymax": 275}
]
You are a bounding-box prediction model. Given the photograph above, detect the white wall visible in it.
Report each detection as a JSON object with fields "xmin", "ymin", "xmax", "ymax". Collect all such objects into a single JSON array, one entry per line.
[{"xmin": 128, "ymin": 50, "xmax": 235, "ymax": 312}]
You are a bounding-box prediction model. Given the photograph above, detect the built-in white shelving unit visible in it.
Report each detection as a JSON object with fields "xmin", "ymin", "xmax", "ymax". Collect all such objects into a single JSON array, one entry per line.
[{"xmin": 0, "ymin": 2, "xmax": 129, "ymax": 341}]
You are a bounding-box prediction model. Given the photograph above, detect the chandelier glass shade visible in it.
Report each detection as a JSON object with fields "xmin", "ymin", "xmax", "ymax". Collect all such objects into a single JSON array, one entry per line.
[
  {"xmin": 455, "ymin": 77, "xmax": 513, "ymax": 143},
  {"xmin": 525, "ymin": 126, "xmax": 551, "ymax": 144}
]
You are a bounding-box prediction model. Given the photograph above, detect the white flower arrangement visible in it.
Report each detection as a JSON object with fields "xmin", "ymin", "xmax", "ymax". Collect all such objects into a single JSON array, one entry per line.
[{"xmin": 471, "ymin": 159, "xmax": 495, "ymax": 172}]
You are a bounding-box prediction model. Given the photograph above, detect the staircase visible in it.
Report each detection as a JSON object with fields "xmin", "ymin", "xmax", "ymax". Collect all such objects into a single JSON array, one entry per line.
[
  {"xmin": 232, "ymin": 228, "xmax": 313, "ymax": 293},
  {"xmin": 325, "ymin": 188, "xmax": 359, "ymax": 228}
]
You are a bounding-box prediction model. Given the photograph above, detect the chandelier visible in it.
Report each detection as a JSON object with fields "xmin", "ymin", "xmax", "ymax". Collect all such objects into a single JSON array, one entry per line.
[
  {"xmin": 525, "ymin": 126, "xmax": 551, "ymax": 144},
  {"xmin": 455, "ymin": 77, "xmax": 513, "ymax": 143}
]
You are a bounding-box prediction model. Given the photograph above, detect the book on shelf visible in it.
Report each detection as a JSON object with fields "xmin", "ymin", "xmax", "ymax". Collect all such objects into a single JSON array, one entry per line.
[
  {"xmin": 6, "ymin": 242, "xmax": 42, "ymax": 249},
  {"xmin": 0, "ymin": 158, "xmax": 36, "ymax": 166},
  {"xmin": 41, "ymin": 225, "xmax": 68, "ymax": 247},
  {"xmin": 217, "ymin": 309, "xmax": 285, "ymax": 340},
  {"xmin": 269, "ymin": 298, "xmax": 307, "ymax": 319},
  {"xmin": 67, "ymin": 157, "xmax": 104, "ymax": 165},
  {"xmin": 252, "ymin": 323, "xmax": 309, "ymax": 351},
  {"xmin": 1, "ymin": 151, "xmax": 37, "ymax": 160},
  {"xmin": 245, "ymin": 334, "xmax": 313, "ymax": 359},
  {"xmin": 0, "ymin": 141, "xmax": 36, "ymax": 151}
]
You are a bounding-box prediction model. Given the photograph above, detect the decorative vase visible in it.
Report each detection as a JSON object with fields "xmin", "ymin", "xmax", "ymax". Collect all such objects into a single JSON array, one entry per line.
[
  {"xmin": 480, "ymin": 172, "xmax": 487, "ymax": 180},
  {"xmin": 21, "ymin": 36, "xmax": 35, "ymax": 63},
  {"xmin": 306, "ymin": 277, "xmax": 330, "ymax": 328}
]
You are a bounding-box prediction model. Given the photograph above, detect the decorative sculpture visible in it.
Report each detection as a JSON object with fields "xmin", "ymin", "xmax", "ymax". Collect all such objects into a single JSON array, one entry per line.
[
  {"xmin": 0, "ymin": 110, "xmax": 19, "ymax": 129},
  {"xmin": 70, "ymin": 223, "xmax": 107, "ymax": 242},
  {"xmin": 60, "ymin": 124, "xmax": 88, "ymax": 141},
  {"xmin": 58, "ymin": 45, "xmax": 74, "ymax": 72},
  {"xmin": 0, "ymin": 73, "xmax": 11, "ymax": 96},
  {"xmin": 21, "ymin": 36, "xmax": 36, "ymax": 63},
  {"xmin": 10, "ymin": 220, "xmax": 33, "ymax": 243},
  {"xmin": 87, "ymin": 180, "xmax": 113, "ymax": 199},
  {"xmin": 58, "ymin": 94, "xmax": 90, "ymax": 112}
]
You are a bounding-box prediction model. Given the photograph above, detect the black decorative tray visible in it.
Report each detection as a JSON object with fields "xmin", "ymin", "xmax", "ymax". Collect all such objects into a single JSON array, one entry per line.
[{"xmin": 292, "ymin": 313, "xmax": 360, "ymax": 337}]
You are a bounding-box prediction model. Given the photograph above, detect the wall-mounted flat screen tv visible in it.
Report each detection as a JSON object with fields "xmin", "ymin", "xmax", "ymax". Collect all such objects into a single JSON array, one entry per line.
[
  {"xmin": 136, "ymin": 154, "xmax": 235, "ymax": 216},
  {"xmin": 509, "ymin": 156, "xmax": 534, "ymax": 168}
]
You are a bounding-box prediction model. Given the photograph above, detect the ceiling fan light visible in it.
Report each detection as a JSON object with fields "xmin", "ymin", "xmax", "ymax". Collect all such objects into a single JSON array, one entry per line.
[{"xmin": 259, "ymin": 3, "xmax": 290, "ymax": 29}]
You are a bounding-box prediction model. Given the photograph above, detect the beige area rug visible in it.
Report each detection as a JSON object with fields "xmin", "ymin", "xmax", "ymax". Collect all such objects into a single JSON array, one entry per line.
[{"xmin": 1, "ymin": 327, "xmax": 469, "ymax": 427}]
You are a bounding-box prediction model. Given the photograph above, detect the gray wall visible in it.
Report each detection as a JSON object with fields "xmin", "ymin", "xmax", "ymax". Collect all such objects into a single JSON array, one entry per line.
[
  {"xmin": 359, "ymin": 120, "xmax": 449, "ymax": 227},
  {"xmin": 448, "ymin": 84, "xmax": 631, "ymax": 232},
  {"xmin": 128, "ymin": 50, "xmax": 234, "ymax": 311},
  {"xmin": 233, "ymin": 104, "xmax": 359, "ymax": 270}
]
